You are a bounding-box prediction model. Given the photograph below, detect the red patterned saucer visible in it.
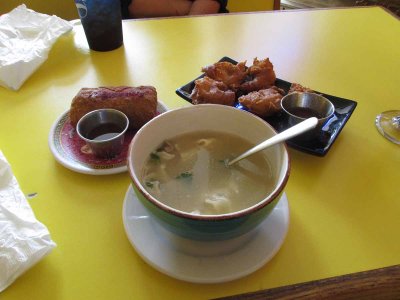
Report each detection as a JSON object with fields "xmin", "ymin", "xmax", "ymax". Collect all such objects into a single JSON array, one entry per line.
[{"xmin": 49, "ymin": 102, "xmax": 168, "ymax": 175}]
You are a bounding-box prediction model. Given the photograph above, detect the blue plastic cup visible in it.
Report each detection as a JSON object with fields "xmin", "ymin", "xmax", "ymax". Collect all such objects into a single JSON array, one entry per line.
[{"xmin": 75, "ymin": 0, "xmax": 123, "ymax": 51}]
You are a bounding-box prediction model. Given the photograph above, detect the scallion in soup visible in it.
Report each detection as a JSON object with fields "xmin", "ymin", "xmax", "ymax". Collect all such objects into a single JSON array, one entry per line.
[{"xmin": 141, "ymin": 131, "xmax": 275, "ymax": 215}]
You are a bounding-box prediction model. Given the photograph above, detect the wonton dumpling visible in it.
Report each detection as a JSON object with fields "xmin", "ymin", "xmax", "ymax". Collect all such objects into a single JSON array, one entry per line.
[{"xmin": 204, "ymin": 193, "xmax": 232, "ymax": 214}]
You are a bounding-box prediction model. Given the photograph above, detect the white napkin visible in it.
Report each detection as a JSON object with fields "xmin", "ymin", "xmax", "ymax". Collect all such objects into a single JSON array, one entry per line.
[
  {"xmin": 0, "ymin": 150, "xmax": 56, "ymax": 292},
  {"xmin": 0, "ymin": 4, "xmax": 73, "ymax": 91}
]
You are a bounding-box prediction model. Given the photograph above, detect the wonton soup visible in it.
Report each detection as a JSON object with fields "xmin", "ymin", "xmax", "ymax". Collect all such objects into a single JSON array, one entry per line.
[{"xmin": 141, "ymin": 131, "xmax": 275, "ymax": 215}]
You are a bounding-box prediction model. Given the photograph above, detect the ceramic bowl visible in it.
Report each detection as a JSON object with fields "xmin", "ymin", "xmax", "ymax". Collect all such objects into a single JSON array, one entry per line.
[{"xmin": 127, "ymin": 104, "xmax": 290, "ymax": 241}]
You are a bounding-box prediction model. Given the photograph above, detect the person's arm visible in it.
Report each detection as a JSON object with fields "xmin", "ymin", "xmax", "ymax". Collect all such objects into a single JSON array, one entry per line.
[{"xmin": 188, "ymin": 0, "xmax": 220, "ymax": 15}]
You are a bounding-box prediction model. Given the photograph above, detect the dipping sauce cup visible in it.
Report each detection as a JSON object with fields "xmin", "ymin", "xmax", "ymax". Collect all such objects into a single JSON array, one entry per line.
[
  {"xmin": 281, "ymin": 92, "xmax": 335, "ymax": 140},
  {"xmin": 76, "ymin": 109, "xmax": 129, "ymax": 158}
]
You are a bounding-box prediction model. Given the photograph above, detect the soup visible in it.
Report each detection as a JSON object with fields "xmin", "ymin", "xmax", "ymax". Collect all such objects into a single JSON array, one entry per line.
[{"xmin": 141, "ymin": 131, "xmax": 275, "ymax": 215}]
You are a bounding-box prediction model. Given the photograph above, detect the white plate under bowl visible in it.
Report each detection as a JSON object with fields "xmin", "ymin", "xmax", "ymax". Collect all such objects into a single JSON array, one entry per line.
[
  {"xmin": 122, "ymin": 185, "xmax": 290, "ymax": 284},
  {"xmin": 48, "ymin": 102, "xmax": 168, "ymax": 175}
]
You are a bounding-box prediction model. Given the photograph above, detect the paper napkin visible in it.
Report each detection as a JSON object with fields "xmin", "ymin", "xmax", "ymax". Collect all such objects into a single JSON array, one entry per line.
[
  {"xmin": 0, "ymin": 4, "xmax": 73, "ymax": 90},
  {"xmin": 0, "ymin": 150, "xmax": 56, "ymax": 292}
]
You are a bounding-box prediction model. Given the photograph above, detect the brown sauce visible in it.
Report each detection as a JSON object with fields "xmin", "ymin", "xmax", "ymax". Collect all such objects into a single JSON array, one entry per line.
[
  {"xmin": 87, "ymin": 123, "xmax": 123, "ymax": 141},
  {"xmin": 288, "ymin": 107, "xmax": 324, "ymax": 119}
]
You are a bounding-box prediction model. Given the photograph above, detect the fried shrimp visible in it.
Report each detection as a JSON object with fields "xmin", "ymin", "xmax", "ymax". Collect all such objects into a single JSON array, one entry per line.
[
  {"xmin": 238, "ymin": 86, "xmax": 285, "ymax": 117},
  {"xmin": 190, "ymin": 76, "xmax": 236, "ymax": 106},
  {"xmin": 240, "ymin": 58, "xmax": 276, "ymax": 93},
  {"xmin": 288, "ymin": 83, "xmax": 314, "ymax": 94},
  {"xmin": 201, "ymin": 61, "xmax": 247, "ymax": 91}
]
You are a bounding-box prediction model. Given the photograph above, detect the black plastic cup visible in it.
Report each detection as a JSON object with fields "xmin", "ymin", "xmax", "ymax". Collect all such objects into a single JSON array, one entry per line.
[{"xmin": 75, "ymin": 0, "xmax": 123, "ymax": 51}]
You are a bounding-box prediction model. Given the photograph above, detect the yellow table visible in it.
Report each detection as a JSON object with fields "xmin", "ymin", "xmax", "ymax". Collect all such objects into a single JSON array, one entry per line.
[{"xmin": 1, "ymin": 6, "xmax": 399, "ymax": 299}]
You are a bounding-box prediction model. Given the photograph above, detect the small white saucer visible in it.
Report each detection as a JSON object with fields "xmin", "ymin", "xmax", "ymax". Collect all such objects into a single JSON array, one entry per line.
[{"xmin": 122, "ymin": 185, "xmax": 290, "ymax": 284}]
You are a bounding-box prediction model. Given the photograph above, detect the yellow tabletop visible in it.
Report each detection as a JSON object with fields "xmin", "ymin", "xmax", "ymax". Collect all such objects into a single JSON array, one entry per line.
[{"xmin": 1, "ymin": 7, "xmax": 399, "ymax": 299}]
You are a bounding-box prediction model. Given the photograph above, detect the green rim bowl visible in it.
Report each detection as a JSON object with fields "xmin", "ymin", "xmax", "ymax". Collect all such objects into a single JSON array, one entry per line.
[{"xmin": 128, "ymin": 104, "xmax": 290, "ymax": 241}]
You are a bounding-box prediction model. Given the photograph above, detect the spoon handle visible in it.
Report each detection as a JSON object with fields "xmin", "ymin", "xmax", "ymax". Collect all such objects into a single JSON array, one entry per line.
[{"xmin": 228, "ymin": 117, "xmax": 318, "ymax": 166}]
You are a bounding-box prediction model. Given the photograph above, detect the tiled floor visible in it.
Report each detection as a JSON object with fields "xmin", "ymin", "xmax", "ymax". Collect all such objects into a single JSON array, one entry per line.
[
  {"xmin": 280, "ymin": 0, "xmax": 400, "ymax": 16},
  {"xmin": 281, "ymin": 0, "xmax": 357, "ymax": 9}
]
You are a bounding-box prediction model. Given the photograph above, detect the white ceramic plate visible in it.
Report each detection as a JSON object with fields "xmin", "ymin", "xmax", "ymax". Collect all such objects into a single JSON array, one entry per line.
[
  {"xmin": 48, "ymin": 102, "xmax": 168, "ymax": 175},
  {"xmin": 122, "ymin": 185, "xmax": 290, "ymax": 283}
]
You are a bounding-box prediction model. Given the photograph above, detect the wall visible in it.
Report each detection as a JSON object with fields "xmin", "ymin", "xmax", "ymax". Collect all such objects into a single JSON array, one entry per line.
[{"xmin": 0, "ymin": 0, "xmax": 79, "ymax": 20}]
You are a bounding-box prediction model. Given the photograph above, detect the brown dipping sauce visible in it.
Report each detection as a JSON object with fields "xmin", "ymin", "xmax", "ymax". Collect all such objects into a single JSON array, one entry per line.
[
  {"xmin": 288, "ymin": 107, "xmax": 324, "ymax": 119},
  {"xmin": 87, "ymin": 123, "xmax": 123, "ymax": 141}
]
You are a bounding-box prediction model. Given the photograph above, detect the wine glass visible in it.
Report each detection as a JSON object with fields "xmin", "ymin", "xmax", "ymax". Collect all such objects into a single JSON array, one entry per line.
[{"xmin": 375, "ymin": 110, "xmax": 400, "ymax": 144}]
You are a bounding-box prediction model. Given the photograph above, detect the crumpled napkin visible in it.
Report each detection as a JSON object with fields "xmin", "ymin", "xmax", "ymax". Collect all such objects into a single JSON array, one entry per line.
[
  {"xmin": 0, "ymin": 150, "xmax": 56, "ymax": 292},
  {"xmin": 0, "ymin": 4, "xmax": 73, "ymax": 91}
]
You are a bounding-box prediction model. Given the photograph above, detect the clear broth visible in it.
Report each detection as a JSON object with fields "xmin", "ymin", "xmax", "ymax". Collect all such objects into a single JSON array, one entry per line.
[{"xmin": 141, "ymin": 131, "xmax": 275, "ymax": 215}]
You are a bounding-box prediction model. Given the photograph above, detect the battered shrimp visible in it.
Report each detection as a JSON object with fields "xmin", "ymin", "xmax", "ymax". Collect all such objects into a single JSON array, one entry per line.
[
  {"xmin": 190, "ymin": 76, "xmax": 236, "ymax": 106},
  {"xmin": 240, "ymin": 58, "xmax": 276, "ymax": 93},
  {"xmin": 202, "ymin": 61, "xmax": 247, "ymax": 91}
]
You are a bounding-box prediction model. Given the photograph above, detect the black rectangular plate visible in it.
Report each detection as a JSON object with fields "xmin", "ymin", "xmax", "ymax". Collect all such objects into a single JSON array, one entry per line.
[{"xmin": 175, "ymin": 56, "xmax": 357, "ymax": 156}]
